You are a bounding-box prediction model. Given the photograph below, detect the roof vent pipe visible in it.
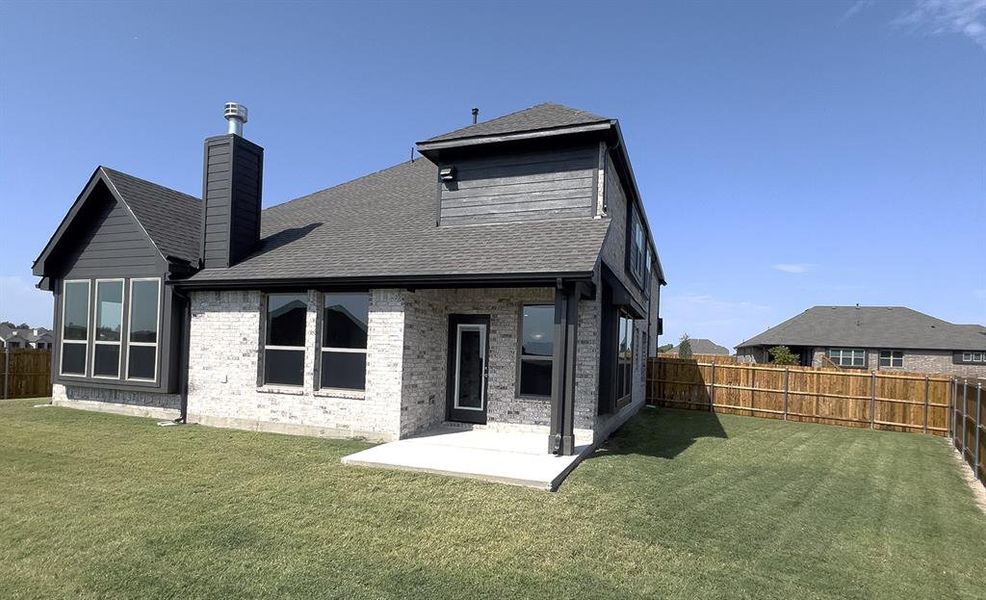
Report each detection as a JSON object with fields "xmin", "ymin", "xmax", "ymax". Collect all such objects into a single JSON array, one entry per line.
[
  {"xmin": 471, "ymin": 107, "xmax": 479, "ymax": 124},
  {"xmin": 224, "ymin": 102, "xmax": 248, "ymax": 136}
]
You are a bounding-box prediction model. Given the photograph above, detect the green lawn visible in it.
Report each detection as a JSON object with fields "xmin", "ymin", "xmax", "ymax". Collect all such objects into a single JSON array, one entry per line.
[{"xmin": 1, "ymin": 400, "xmax": 984, "ymax": 599}]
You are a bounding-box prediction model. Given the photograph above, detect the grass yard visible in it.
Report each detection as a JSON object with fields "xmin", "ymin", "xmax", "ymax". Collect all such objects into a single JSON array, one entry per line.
[{"xmin": 1, "ymin": 400, "xmax": 984, "ymax": 599}]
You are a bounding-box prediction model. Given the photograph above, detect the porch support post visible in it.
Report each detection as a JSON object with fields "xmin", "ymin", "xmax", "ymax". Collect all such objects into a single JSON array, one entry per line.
[{"xmin": 548, "ymin": 281, "xmax": 578, "ymax": 456}]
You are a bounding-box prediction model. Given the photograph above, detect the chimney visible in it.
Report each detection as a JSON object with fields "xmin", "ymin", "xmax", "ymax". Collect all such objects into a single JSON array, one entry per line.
[{"xmin": 200, "ymin": 102, "xmax": 264, "ymax": 269}]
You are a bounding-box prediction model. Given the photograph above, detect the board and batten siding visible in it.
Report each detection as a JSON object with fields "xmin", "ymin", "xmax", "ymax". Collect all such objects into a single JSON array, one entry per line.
[{"xmin": 438, "ymin": 145, "xmax": 597, "ymax": 226}]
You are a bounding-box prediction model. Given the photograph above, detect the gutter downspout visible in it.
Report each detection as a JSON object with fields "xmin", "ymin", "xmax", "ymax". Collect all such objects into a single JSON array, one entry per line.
[{"xmin": 171, "ymin": 287, "xmax": 192, "ymax": 424}]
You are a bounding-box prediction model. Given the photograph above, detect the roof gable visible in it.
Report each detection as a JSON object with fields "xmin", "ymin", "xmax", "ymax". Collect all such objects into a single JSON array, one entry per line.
[
  {"xmin": 34, "ymin": 167, "xmax": 201, "ymax": 277},
  {"xmin": 737, "ymin": 306, "xmax": 986, "ymax": 351}
]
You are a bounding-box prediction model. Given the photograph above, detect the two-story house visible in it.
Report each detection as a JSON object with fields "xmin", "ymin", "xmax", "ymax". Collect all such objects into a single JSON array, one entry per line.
[{"xmin": 32, "ymin": 102, "xmax": 664, "ymax": 456}]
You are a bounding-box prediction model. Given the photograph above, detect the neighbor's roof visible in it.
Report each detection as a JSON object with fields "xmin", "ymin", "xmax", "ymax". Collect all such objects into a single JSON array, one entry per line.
[
  {"xmin": 672, "ymin": 338, "xmax": 730, "ymax": 355},
  {"xmin": 184, "ymin": 158, "xmax": 610, "ymax": 284},
  {"xmin": 422, "ymin": 103, "xmax": 611, "ymax": 143},
  {"xmin": 736, "ymin": 306, "xmax": 986, "ymax": 351},
  {"xmin": 101, "ymin": 168, "xmax": 201, "ymax": 264}
]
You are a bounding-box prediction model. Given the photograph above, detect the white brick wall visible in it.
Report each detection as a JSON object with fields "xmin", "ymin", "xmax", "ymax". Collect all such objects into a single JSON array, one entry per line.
[
  {"xmin": 185, "ymin": 289, "xmax": 406, "ymax": 441},
  {"xmin": 172, "ymin": 281, "xmax": 635, "ymax": 444}
]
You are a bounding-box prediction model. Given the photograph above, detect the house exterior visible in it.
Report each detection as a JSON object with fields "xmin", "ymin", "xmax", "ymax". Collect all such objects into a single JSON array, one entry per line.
[
  {"xmin": 0, "ymin": 325, "xmax": 53, "ymax": 349},
  {"xmin": 667, "ymin": 338, "xmax": 729, "ymax": 356},
  {"xmin": 32, "ymin": 102, "xmax": 665, "ymax": 455},
  {"xmin": 736, "ymin": 306, "xmax": 986, "ymax": 377}
]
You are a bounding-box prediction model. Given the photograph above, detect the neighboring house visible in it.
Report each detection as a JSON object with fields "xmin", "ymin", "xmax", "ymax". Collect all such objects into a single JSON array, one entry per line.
[
  {"xmin": 736, "ymin": 306, "xmax": 986, "ymax": 377},
  {"xmin": 31, "ymin": 102, "xmax": 665, "ymax": 456},
  {"xmin": 0, "ymin": 324, "xmax": 53, "ymax": 349},
  {"xmin": 667, "ymin": 338, "xmax": 729, "ymax": 356}
]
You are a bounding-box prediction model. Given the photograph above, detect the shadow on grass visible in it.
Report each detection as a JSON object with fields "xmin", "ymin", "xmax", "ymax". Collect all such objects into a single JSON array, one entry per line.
[{"xmin": 594, "ymin": 407, "xmax": 728, "ymax": 460}]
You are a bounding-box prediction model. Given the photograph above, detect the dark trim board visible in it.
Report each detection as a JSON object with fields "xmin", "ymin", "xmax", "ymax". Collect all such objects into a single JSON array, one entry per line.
[{"xmin": 174, "ymin": 272, "xmax": 597, "ymax": 292}]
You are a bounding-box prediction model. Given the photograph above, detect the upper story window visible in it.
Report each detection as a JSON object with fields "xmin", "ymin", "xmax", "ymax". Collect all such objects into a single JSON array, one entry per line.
[
  {"xmin": 828, "ymin": 348, "xmax": 865, "ymax": 368},
  {"xmin": 628, "ymin": 205, "xmax": 647, "ymax": 287},
  {"xmin": 616, "ymin": 311, "xmax": 634, "ymax": 400},
  {"xmin": 93, "ymin": 279, "xmax": 124, "ymax": 378},
  {"xmin": 263, "ymin": 294, "xmax": 307, "ymax": 386},
  {"xmin": 518, "ymin": 305, "xmax": 553, "ymax": 397},
  {"xmin": 879, "ymin": 350, "xmax": 903, "ymax": 368},
  {"xmin": 60, "ymin": 280, "xmax": 90, "ymax": 376},
  {"xmin": 320, "ymin": 293, "xmax": 369, "ymax": 391},
  {"xmin": 127, "ymin": 279, "xmax": 160, "ymax": 381}
]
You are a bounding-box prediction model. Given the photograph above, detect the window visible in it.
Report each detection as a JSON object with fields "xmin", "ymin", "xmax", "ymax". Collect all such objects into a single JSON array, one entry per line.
[
  {"xmin": 879, "ymin": 350, "xmax": 903, "ymax": 368},
  {"xmin": 518, "ymin": 305, "xmax": 553, "ymax": 397},
  {"xmin": 60, "ymin": 280, "xmax": 90, "ymax": 376},
  {"xmin": 627, "ymin": 205, "xmax": 647, "ymax": 286},
  {"xmin": 320, "ymin": 293, "xmax": 369, "ymax": 391},
  {"xmin": 961, "ymin": 352, "xmax": 985, "ymax": 363},
  {"xmin": 617, "ymin": 311, "xmax": 634, "ymax": 399},
  {"xmin": 828, "ymin": 348, "xmax": 866, "ymax": 368},
  {"xmin": 92, "ymin": 279, "xmax": 124, "ymax": 378},
  {"xmin": 263, "ymin": 294, "xmax": 307, "ymax": 386},
  {"xmin": 127, "ymin": 279, "xmax": 160, "ymax": 381}
]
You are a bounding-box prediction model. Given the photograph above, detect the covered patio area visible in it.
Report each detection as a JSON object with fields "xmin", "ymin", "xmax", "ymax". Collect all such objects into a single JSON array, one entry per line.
[{"xmin": 342, "ymin": 425, "xmax": 595, "ymax": 490}]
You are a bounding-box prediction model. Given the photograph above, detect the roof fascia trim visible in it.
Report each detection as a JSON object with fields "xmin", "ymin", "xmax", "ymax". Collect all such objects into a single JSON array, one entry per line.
[
  {"xmin": 415, "ymin": 121, "xmax": 613, "ymax": 153},
  {"xmin": 172, "ymin": 270, "xmax": 595, "ymax": 291}
]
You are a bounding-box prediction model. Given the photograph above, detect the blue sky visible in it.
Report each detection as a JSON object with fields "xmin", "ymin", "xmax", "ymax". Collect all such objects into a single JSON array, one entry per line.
[{"xmin": 1, "ymin": 1, "xmax": 983, "ymax": 349}]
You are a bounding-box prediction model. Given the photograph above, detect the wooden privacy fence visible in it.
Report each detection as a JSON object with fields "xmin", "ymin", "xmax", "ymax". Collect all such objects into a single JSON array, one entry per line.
[
  {"xmin": 2, "ymin": 349, "xmax": 52, "ymax": 399},
  {"xmin": 951, "ymin": 378, "xmax": 985, "ymax": 485},
  {"xmin": 647, "ymin": 357, "xmax": 951, "ymax": 436}
]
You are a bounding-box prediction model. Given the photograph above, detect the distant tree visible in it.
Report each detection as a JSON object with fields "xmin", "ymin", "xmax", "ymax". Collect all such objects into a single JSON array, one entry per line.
[
  {"xmin": 0, "ymin": 321, "xmax": 14, "ymax": 329},
  {"xmin": 16, "ymin": 322, "xmax": 30, "ymax": 330},
  {"xmin": 657, "ymin": 343, "xmax": 673, "ymax": 354},
  {"xmin": 768, "ymin": 345, "xmax": 799, "ymax": 365},
  {"xmin": 678, "ymin": 334, "xmax": 693, "ymax": 359}
]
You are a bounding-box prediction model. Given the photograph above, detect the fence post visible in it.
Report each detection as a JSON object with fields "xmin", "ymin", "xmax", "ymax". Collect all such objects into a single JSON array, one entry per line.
[
  {"xmin": 710, "ymin": 361, "xmax": 716, "ymax": 412},
  {"xmin": 869, "ymin": 371, "xmax": 876, "ymax": 430},
  {"xmin": 2, "ymin": 350, "xmax": 8, "ymax": 400},
  {"xmin": 962, "ymin": 379, "xmax": 969, "ymax": 458},
  {"xmin": 923, "ymin": 375, "xmax": 929, "ymax": 434},
  {"xmin": 976, "ymin": 382, "xmax": 982, "ymax": 481},
  {"xmin": 783, "ymin": 366, "xmax": 789, "ymax": 421},
  {"xmin": 949, "ymin": 378, "xmax": 956, "ymax": 443}
]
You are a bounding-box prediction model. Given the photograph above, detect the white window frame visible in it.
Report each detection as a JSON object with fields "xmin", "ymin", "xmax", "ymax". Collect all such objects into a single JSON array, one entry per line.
[
  {"xmin": 124, "ymin": 277, "xmax": 161, "ymax": 383},
  {"xmin": 963, "ymin": 352, "xmax": 973, "ymax": 362},
  {"xmin": 91, "ymin": 278, "xmax": 125, "ymax": 380},
  {"xmin": 263, "ymin": 293, "xmax": 307, "ymax": 387},
  {"xmin": 828, "ymin": 348, "xmax": 866, "ymax": 368},
  {"xmin": 879, "ymin": 350, "xmax": 903, "ymax": 368},
  {"xmin": 452, "ymin": 323, "xmax": 487, "ymax": 411},
  {"xmin": 59, "ymin": 279, "xmax": 91, "ymax": 378}
]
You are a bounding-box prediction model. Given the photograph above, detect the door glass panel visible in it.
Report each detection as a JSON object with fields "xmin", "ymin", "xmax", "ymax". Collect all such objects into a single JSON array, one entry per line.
[{"xmin": 456, "ymin": 327, "xmax": 484, "ymax": 409}]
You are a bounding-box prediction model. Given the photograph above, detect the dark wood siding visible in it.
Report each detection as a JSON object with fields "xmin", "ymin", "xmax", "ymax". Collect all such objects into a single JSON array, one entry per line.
[
  {"xmin": 439, "ymin": 145, "xmax": 596, "ymax": 226},
  {"xmin": 60, "ymin": 184, "xmax": 165, "ymax": 279},
  {"xmin": 201, "ymin": 135, "xmax": 263, "ymax": 268}
]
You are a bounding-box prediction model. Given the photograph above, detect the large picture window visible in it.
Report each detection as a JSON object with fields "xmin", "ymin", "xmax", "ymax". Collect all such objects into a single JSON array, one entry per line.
[
  {"xmin": 828, "ymin": 348, "xmax": 865, "ymax": 368},
  {"xmin": 518, "ymin": 305, "xmax": 553, "ymax": 397},
  {"xmin": 60, "ymin": 280, "xmax": 90, "ymax": 376},
  {"xmin": 92, "ymin": 279, "xmax": 124, "ymax": 378},
  {"xmin": 127, "ymin": 278, "xmax": 160, "ymax": 381},
  {"xmin": 616, "ymin": 311, "xmax": 634, "ymax": 400},
  {"xmin": 320, "ymin": 293, "xmax": 369, "ymax": 391},
  {"xmin": 263, "ymin": 294, "xmax": 307, "ymax": 386}
]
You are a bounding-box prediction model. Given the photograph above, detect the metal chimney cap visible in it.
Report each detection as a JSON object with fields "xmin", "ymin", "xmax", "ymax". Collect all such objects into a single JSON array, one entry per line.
[{"xmin": 224, "ymin": 102, "xmax": 248, "ymax": 123}]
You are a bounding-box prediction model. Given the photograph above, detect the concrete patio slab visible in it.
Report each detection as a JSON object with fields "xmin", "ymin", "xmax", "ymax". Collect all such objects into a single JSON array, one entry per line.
[{"xmin": 341, "ymin": 427, "xmax": 595, "ymax": 491}]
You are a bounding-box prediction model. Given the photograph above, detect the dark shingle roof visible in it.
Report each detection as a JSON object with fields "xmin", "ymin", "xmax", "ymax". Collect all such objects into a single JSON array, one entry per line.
[
  {"xmin": 186, "ymin": 158, "xmax": 609, "ymax": 283},
  {"xmin": 673, "ymin": 338, "xmax": 730, "ymax": 355},
  {"xmin": 423, "ymin": 103, "xmax": 611, "ymax": 143},
  {"xmin": 737, "ymin": 306, "xmax": 986, "ymax": 351},
  {"xmin": 101, "ymin": 167, "xmax": 201, "ymax": 264}
]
